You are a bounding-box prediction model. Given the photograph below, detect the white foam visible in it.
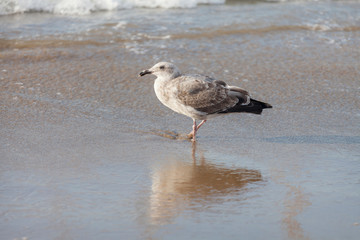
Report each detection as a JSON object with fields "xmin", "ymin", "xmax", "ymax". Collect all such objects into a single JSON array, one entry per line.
[
  {"xmin": 306, "ymin": 23, "xmax": 332, "ymax": 31},
  {"xmin": 113, "ymin": 21, "xmax": 128, "ymax": 30},
  {"xmin": 54, "ymin": 0, "xmax": 120, "ymax": 15},
  {"xmin": 0, "ymin": 0, "xmax": 225, "ymax": 15}
]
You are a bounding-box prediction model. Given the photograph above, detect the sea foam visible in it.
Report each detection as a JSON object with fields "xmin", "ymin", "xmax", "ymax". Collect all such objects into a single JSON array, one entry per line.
[{"xmin": 0, "ymin": 0, "xmax": 225, "ymax": 15}]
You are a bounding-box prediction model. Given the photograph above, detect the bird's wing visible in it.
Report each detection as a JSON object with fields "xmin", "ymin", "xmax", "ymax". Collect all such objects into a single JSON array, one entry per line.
[
  {"xmin": 174, "ymin": 75, "xmax": 240, "ymax": 114},
  {"xmin": 227, "ymin": 86, "xmax": 250, "ymax": 105}
]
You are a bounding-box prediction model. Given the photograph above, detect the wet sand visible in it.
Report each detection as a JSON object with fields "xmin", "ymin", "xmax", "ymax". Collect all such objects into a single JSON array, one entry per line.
[{"xmin": 1, "ymin": 1, "xmax": 360, "ymax": 240}]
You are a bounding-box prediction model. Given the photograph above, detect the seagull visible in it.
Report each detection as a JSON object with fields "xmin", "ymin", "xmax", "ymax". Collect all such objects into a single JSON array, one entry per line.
[{"xmin": 139, "ymin": 62, "xmax": 272, "ymax": 141}]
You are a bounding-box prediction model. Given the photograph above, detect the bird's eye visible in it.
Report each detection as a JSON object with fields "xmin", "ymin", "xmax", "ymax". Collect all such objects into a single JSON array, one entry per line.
[{"xmin": 160, "ymin": 65, "xmax": 165, "ymax": 70}]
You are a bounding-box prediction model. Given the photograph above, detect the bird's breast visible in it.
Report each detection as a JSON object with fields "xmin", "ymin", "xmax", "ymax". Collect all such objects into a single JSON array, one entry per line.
[
  {"xmin": 154, "ymin": 79, "xmax": 171, "ymax": 105},
  {"xmin": 154, "ymin": 79, "xmax": 207, "ymax": 120}
]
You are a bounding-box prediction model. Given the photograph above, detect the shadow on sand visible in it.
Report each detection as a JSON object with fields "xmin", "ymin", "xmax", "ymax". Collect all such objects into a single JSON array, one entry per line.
[{"xmin": 148, "ymin": 142, "xmax": 263, "ymax": 225}]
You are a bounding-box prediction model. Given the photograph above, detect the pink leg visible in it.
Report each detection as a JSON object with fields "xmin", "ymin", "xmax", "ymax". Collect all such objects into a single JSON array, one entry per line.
[
  {"xmin": 196, "ymin": 120, "xmax": 207, "ymax": 130},
  {"xmin": 188, "ymin": 119, "xmax": 197, "ymax": 141},
  {"xmin": 192, "ymin": 119, "xmax": 197, "ymax": 142},
  {"xmin": 188, "ymin": 120, "xmax": 207, "ymax": 141}
]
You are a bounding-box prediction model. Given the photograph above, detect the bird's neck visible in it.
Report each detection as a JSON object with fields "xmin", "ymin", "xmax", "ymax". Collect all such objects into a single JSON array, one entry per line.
[{"xmin": 156, "ymin": 72, "xmax": 181, "ymax": 80}]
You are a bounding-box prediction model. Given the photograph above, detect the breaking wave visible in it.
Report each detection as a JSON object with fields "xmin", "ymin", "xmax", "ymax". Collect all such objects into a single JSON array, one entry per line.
[
  {"xmin": 0, "ymin": 0, "xmax": 225, "ymax": 15},
  {"xmin": 0, "ymin": 0, "xmax": 348, "ymax": 15}
]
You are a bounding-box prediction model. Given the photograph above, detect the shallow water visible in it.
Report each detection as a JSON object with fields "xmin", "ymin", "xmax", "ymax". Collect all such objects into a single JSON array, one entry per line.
[{"xmin": 1, "ymin": 1, "xmax": 360, "ymax": 239}]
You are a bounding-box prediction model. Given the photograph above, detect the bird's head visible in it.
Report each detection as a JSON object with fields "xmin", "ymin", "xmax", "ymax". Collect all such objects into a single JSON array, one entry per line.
[{"xmin": 139, "ymin": 62, "xmax": 181, "ymax": 79}]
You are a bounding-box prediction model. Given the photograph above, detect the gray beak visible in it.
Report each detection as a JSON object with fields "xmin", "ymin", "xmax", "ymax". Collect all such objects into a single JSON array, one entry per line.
[{"xmin": 139, "ymin": 69, "xmax": 152, "ymax": 77}]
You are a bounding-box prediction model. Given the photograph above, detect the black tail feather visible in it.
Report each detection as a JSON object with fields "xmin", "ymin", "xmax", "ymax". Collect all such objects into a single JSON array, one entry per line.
[{"xmin": 220, "ymin": 98, "xmax": 272, "ymax": 115}]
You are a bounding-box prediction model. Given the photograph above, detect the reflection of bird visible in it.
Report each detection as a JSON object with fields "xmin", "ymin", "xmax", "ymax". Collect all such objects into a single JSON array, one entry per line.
[
  {"xmin": 149, "ymin": 145, "xmax": 262, "ymax": 225},
  {"xmin": 139, "ymin": 62, "xmax": 272, "ymax": 141}
]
